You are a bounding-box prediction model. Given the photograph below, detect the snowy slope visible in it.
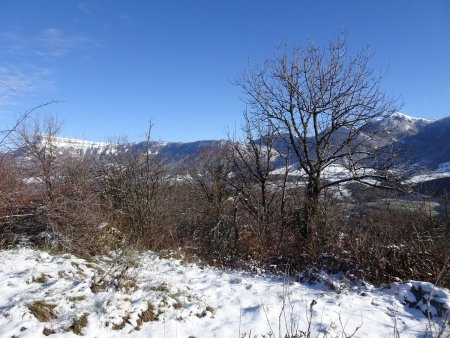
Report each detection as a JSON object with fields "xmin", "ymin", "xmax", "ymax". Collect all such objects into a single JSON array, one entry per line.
[
  {"xmin": 398, "ymin": 117, "xmax": 450, "ymax": 168},
  {"xmin": 360, "ymin": 112, "xmax": 433, "ymax": 145},
  {"xmin": 0, "ymin": 248, "xmax": 448, "ymax": 337},
  {"xmin": 28, "ymin": 135, "xmax": 222, "ymax": 163},
  {"xmin": 379, "ymin": 112, "xmax": 432, "ymax": 138},
  {"xmin": 50, "ymin": 136, "xmax": 114, "ymax": 157}
]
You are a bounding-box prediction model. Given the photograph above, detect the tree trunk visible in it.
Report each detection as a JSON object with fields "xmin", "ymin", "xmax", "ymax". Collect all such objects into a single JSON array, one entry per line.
[{"xmin": 303, "ymin": 174, "xmax": 321, "ymax": 237}]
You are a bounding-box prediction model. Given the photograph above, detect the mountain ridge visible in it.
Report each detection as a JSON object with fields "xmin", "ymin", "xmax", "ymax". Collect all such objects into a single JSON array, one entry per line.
[{"xmin": 22, "ymin": 112, "xmax": 450, "ymax": 171}]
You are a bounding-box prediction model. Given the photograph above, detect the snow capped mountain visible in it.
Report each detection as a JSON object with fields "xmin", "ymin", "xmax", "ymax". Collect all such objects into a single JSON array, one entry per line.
[
  {"xmin": 49, "ymin": 136, "xmax": 114, "ymax": 157},
  {"xmin": 389, "ymin": 112, "xmax": 432, "ymax": 123},
  {"xmin": 29, "ymin": 135, "xmax": 225, "ymax": 164},
  {"xmin": 398, "ymin": 116, "xmax": 450, "ymax": 168},
  {"xmin": 383, "ymin": 112, "xmax": 432, "ymax": 135},
  {"xmin": 15, "ymin": 112, "xmax": 449, "ymax": 171},
  {"xmin": 364, "ymin": 112, "xmax": 434, "ymax": 144}
]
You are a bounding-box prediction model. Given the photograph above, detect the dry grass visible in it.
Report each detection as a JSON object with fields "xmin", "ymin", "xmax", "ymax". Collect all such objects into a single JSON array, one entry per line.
[
  {"xmin": 68, "ymin": 295, "xmax": 86, "ymax": 302},
  {"xmin": 70, "ymin": 313, "xmax": 89, "ymax": 335},
  {"xmin": 32, "ymin": 274, "xmax": 50, "ymax": 283},
  {"xmin": 173, "ymin": 301, "xmax": 183, "ymax": 310},
  {"xmin": 149, "ymin": 282, "xmax": 169, "ymax": 293},
  {"xmin": 112, "ymin": 314, "xmax": 130, "ymax": 330},
  {"xmin": 42, "ymin": 327, "xmax": 56, "ymax": 336},
  {"xmin": 27, "ymin": 301, "xmax": 57, "ymax": 322},
  {"xmin": 196, "ymin": 305, "xmax": 215, "ymax": 318},
  {"xmin": 136, "ymin": 303, "xmax": 159, "ymax": 330}
]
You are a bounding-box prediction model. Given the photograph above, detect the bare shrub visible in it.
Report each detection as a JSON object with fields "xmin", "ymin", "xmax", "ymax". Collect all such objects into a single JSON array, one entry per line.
[
  {"xmin": 297, "ymin": 197, "xmax": 450, "ymax": 287},
  {"xmin": 90, "ymin": 247, "xmax": 140, "ymax": 294},
  {"xmin": 0, "ymin": 157, "xmax": 29, "ymax": 248},
  {"xmin": 15, "ymin": 115, "xmax": 62, "ymax": 203},
  {"xmin": 0, "ymin": 103, "xmax": 56, "ymax": 249},
  {"xmin": 43, "ymin": 155, "xmax": 115, "ymax": 257},
  {"xmin": 181, "ymin": 144, "xmax": 239, "ymax": 260},
  {"xmin": 97, "ymin": 126, "xmax": 171, "ymax": 249}
]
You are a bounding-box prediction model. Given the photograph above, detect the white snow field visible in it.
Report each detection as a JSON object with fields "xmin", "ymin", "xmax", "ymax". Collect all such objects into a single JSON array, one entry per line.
[{"xmin": 0, "ymin": 248, "xmax": 448, "ymax": 338}]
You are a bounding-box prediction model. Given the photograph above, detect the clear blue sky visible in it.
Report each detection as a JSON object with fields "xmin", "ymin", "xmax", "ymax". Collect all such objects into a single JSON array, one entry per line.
[{"xmin": 0, "ymin": 0, "xmax": 449, "ymax": 142}]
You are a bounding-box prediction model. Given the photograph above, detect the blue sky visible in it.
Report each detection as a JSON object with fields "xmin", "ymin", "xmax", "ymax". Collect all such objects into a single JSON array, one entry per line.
[{"xmin": 0, "ymin": 0, "xmax": 449, "ymax": 142}]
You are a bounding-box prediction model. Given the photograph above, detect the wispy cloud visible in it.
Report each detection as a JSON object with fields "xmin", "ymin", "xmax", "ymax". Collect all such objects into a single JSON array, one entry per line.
[
  {"xmin": 1, "ymin": 28, "xmax": 96, "ymax": 59},
  {"xmin": 78, "ymin": 2, "xmax": 92, "ymax": 15},
  {"xmin": 0, "ymin": 66, "xmax": 52, "ymax": 106},
  {"xmin": 118, "ymin": 13, "xmax": 133, "ymax": 23}
]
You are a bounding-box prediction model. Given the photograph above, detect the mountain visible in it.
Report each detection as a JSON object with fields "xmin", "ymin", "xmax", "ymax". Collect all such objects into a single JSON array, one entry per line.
[
  {"xmin": 23, "ymin": 135, "xmax": 224, "ymax": 165},
  {"xmin": 365, "ymin": 112, "xmax": 433, "ymax": 142},
  {"xmin": 398, "ymin": 116, "xmax": 450, "ymax": 168},
  {"xmin": 16, "ymin": 112, "xmax": 449, "ymax": 172}
]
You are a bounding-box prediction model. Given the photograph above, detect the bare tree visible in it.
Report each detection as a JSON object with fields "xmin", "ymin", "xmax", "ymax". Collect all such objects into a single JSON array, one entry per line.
[
  {"xmin": 228, "ymin": 112, "xmax": 289, "ymax": 238},
  {"xmin": 0, "ymin": 89, "xmax": 59, "ymax": 247},
  {"xmin": 236, "ymin": 36, "xmax": 401, "ymax": 236},
  {"xmin": 1, "ymin": 102, "xmax": 57, "ymax": 148},
  {"xmin": 15, "ymin": 115, "xmax": 62, "ymax": 203}
]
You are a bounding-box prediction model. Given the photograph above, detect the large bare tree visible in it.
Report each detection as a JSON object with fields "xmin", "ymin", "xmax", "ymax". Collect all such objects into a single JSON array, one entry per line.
[{"xmin": 237, "ymin": 37, "xmax": 401, "ymax": 235}]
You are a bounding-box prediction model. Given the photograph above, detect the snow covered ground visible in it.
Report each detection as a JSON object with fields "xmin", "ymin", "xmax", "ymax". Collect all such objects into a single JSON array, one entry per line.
[{"xmin": 0, "ymin": 248, "xmax": 448, "ymax": 338}]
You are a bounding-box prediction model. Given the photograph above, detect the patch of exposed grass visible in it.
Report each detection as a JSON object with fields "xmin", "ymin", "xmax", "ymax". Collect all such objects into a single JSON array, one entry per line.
[
  {"xmin": 85, "ymin": 262, "xmax": 95, "ymax": 269},
  {"xmin": 135, "ymin": 303, "xmax": 159, "ymax": 330},
  {"xmin": 71, "ymin": 262, "xmax": 87, "ymax": 277},
  {"xmin": 112, "ymin": 314, "xmax": 130, "ymax": 330},
  {"xmin": 70, "ymin": 313, "xmax": 89, "ymax": 335},
  {"xmin": 148, "ymin": 282, "xmax": 169, "ymax": 293},
  {"xmin": 196, "ymin": 305, "xmax": 215, "ymax": 318},
  {"xmin": 169, "ymin": 295, "xmax": 183, "ymax": 309},
  {"xmin": 90, "ymin": 274, "xmax": 107, "ymax": 293},
  {"xmin": 68, "ymin": 295, "xmax": 86, "ymax": 302},
  {"xmin": 27, "ymin": 301, "xmax": 57, "ymax": 322},
  {"xmin": 117, "ymin": 276, "xmax": 138, "ymax": 294},
  {"xmin": 42, "ymin": 327, "xmax": 56, "ymax": 336},
  {"xmin": 32, "ymin": 274, "xmax": 50, "ymax": 284},
  {"xmin": 158, "ymin": 249, "xmax": 199, "ymax": 265}
]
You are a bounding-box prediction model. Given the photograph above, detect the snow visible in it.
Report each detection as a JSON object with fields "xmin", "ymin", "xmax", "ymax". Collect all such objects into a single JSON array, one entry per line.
[
  {"xmin": 0, "ymin": 248, "xmax": 448, "ymax": 337},
  {"xmin": 390, "ymin": 112, "xmax": 433, "ymax": 123},
  {"xmin": 270, "ymin": 164, "xmax": 375, "ymax": 182},
  {"xmin": 272, "ymin": 161, "xmax": 450, "ymax": 186},
  {"xmin": 436, "ymin": 162, "xmax": 450, "ymax": 173},
  {"xmin": 409, "ymin": 167, "xmax": 450, "ymax": 184}
]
